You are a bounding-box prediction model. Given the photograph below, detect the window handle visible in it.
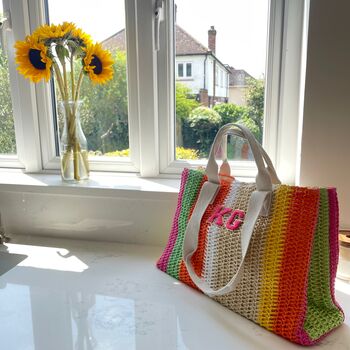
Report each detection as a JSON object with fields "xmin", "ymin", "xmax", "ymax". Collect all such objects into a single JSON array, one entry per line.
[
  {"xmin": 0, "ymin": 10, "xmax": 12, "ymax": 53},
  {"xmin": 154, "ymin": 0, "xmax": 164, "ymax": 51}
]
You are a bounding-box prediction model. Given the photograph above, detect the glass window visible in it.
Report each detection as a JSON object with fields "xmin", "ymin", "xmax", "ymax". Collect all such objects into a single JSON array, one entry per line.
[
  {"xmin": 178, "ymin": 63, "xmax": 184, "ymax": 77},
  {"xmin": 186, "ymin": 63, "xmax": 192, "ymax": 77},
  {"xmin": 0, "ymin": 0, "xmax": 16, "ymax": 155},
  {"xmin": 47, "ymin": 0, "xmax": 130, "ymax": 159},
  {"xmin": 174, "ymin": 0, "xmax": 268, "ymax": 161}
]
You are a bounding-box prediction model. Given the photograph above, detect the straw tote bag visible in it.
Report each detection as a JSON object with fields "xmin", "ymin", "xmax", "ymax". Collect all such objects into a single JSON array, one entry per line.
[{"xmin": 157, "ymin": 124, "xmax": 344, "ymax": 345}]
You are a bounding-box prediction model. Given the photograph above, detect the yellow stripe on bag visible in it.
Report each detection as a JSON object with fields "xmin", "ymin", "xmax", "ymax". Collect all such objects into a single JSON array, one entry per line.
[{"xmin": 257, "ymin": 185, "xmax": 294, "ymax": 330}]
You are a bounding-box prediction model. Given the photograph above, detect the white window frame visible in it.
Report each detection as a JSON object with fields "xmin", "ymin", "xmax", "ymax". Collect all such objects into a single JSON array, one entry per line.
[
  {"xmin": 158, "ymin": 0, "xmax": 309, "ymax": 183},
  {"xmin": 2, "ymin": 0, "xmax": 143, "ymax": 173},
  {"xmin": 1, "ymin": 0, "xmax": 309, "ymax": 183},
  {"xmin": 176, "ymin": 61, "xmax": 192, "ymax": 79}
]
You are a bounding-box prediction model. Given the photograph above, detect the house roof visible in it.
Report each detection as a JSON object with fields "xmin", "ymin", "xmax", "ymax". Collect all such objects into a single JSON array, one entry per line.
[
  {"xmin": 102, "ymin": 29, "xmax": 126, "ymax": 52},
  {"xmin": 101, "ymin": 25, "xmax": 230, "ymax": 74},
  {"xmin": 101, "ymin": 25, "xmax": 209, "ymax": 55},
  {"xmin": 227, "ymin": 67, "xmax": 254, "ymax": 87},
  {"xmin": 175, "ymin": 25, "xmax": 208, "ymax": 55}
]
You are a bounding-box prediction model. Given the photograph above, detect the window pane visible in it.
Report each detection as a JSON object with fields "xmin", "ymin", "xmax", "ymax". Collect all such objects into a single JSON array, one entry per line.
[
  {"xmin": 178, "ymin": 63, "xmax": 183, "ymax": 77},
  {"xmin": 186, "ymin": 63, "xmax": 192, "ymax": 77},
  {"xmin": 47, "ymin": 0, "xmax": 130, "ymax": 159},
  {"xmin": 174, "ymin": 0, "xmax": 268, "ymax": 161},
  {"xmin": 0, "ymin": 0, "xmax": 16, "ymax": 155}
]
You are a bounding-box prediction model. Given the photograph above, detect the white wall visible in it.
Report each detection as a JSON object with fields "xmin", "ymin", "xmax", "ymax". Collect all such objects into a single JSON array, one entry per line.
[
  {"xmin": 0, "ymin": 183, "xmax": 177, "ymax": 246},
  {"xmin": 175, "ymin": 55, "xmax": 205, "ymax": 94},
  {"xmin": 205, "ymin": 56, "xmax": 228, "ymax": 98},
  {"xmin": 299, "ymin": 0, "xmax": 350, "ymax": 229},
  {"xmin": 176, "ymin": 55, "xmax": 228, "ymax": 99},
  {"xmin": 215, "ymin": 65, "xmax": 229, "ymax": 98}
]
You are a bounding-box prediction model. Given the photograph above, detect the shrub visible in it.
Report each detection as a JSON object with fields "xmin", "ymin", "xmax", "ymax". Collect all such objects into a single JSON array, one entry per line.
[
  {"xmin": 176, "ymin": 147, "xmax": 199, "ymax": 160},
  {"xmin": 185, "ymin": 106, "xmax": 222, "ymax": 157},
  {"xmin": 213, "ymin": 103, "xmax": 248, "ymax": 125},
  {"xmin": 104, "ymin": 149, "xmax": 130, "ymax": 157}
]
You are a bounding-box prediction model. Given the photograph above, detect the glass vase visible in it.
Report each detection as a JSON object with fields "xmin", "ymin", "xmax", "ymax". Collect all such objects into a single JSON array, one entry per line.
[{"xmin": 59, "ymin": 100, "xmax": 89, "ymax": 182}]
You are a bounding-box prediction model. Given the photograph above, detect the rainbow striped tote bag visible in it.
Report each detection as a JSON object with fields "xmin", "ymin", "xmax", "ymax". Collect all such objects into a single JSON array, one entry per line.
[{"xmin": 157, "ymin": 124, "xmax": 344, "ymax": 345}]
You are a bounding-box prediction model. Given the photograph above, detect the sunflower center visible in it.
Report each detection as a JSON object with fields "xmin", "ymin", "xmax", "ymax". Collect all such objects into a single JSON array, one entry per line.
[
  {"xmin": 91, "ymin": 55, "xmax": 103, "ymax": 75},
  {"xmin": 29, "ymin": 49, "xmax": 46, "ymax": 70}
]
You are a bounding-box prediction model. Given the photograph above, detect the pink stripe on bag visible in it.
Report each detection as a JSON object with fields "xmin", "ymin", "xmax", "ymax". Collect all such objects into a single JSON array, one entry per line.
[
  {"xmin": 156, "ymin": 169, "xmax": 189, "ymax": 271},
  {"xmin": 328, "ymin": 188, "xmax": 344, "ymax": 314}
]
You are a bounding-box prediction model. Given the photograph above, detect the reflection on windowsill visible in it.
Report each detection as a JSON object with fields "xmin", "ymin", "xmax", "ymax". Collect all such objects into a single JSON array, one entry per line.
[
  {"xmin": 6, "ymin": 243, "xmax": 88, "ymax": 273},
  {"xmin": 336, "ymin": 278, "xmax": 350, "ymax": 296}
]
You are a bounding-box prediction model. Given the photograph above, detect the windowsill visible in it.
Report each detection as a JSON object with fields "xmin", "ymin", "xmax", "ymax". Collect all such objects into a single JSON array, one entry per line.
[
  {"xmin": 1, "ymin": 235, "xmax": 349, "ymax": 349},
  {"xmin": 0, "ymin": 169, "xmax": 180, "ymax": 198}
]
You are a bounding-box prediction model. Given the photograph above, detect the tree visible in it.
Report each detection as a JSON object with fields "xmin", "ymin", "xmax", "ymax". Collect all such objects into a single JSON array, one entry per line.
[
  {"xmin": 245, "ymin": 78, "xmax": 265, "ymax": 142},
  {"xmin": 0, "ymin": 48, "xmax": 16, "ymax": 154},
  {"xmin": 175, "ymin": 82, "xmax": 199, "ymax": 146},
  {"xmin": 176, "ymin": 82, "xmax": 199, "ymax": 121},
  {"xmin": 213, "ymin": 103, "xmax": 248, "ymax": 125},
  {"xmin": 187, "ymin": 106, "xmax": 222, "ymax": 157}
]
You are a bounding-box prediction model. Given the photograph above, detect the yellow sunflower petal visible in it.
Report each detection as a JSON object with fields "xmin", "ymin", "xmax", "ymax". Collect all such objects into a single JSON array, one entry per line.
[
  {"xmin": 14, "ymin": 34, "xmax": 52, "ymax": 83},
  {"xmin": 72, "ymin": 27, "xmax": 93, "ymax": 47},
  {"xmin": 83, "ymin": 43, "xmax": 114, "ymax": 84}
]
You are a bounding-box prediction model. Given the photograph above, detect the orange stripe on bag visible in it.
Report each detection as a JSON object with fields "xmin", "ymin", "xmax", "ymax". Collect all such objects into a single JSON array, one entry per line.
[{"xmin": 274, "ymin": 188, "xmax": 320, "ymax": 341}]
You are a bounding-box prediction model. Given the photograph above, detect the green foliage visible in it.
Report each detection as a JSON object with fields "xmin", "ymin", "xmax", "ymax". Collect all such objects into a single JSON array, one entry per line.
[
  {"xmin": 175, "ymin": 83, "xmax": 199, "ymax": 121},
  {"xmin": 213, "ymin": 103, "xmax": 248, "ymax": 125},
  {"xmin": 176, "ymin": 147, "xmax": 199, "ymax": 160},
  {"xmin": 188, "ymin": 106, "xmax": 221, "ymax": 127},
  {"xmin": 0, "ymin": 48, "xmax": 16, "ymax": 154},
  {"xmin": 184, "ymin": 106, "xmax": 222, "ymax": 157},
  {"xmin": 245, "ymin": 78, "xmax": 264, "ymax": 142}
]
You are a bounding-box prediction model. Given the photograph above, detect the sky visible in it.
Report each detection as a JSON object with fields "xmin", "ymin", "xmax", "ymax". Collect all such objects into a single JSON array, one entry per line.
[{"xmin": 5, "ymin": 0, "xmax": 268, "ymax": 79}]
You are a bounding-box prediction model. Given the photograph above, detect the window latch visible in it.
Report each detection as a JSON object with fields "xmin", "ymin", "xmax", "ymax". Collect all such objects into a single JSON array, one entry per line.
[
  {"xmin": 154, "ymin": 0, "xmax": 164, "ymax": 51},
  {"xmin": 0, "ymin": 10, "xmax": 12, "ymax": 53}
]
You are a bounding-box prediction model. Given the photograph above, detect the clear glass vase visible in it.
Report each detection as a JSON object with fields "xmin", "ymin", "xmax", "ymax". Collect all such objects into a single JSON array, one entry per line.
[{"xmin": 59, "ymin": 100, "xmax": 89, "ymax": 182}]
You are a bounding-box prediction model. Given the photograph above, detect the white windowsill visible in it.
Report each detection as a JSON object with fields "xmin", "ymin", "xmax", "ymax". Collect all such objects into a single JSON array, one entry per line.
[{"xmin": 0, "ymin": 169, "xmax": 181, "ymax": 198}]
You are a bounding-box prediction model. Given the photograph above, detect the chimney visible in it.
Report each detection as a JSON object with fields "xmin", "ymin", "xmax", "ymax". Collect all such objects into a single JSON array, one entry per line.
[{"xmin": 208, "ymin": 26, "xmax": 216, "ymax": 54}]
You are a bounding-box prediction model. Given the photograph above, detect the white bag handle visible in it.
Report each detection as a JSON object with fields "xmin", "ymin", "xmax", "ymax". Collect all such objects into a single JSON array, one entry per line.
[
  {"xmin": 219, "ymin": 129, "xmax": 281, "ymax": 185},
  {"xmin": 183, "ymin": 124, "xmax": 274, "ymax": 297},
  {"xmin": 206, "ymin": 124, "xmax": 273, "ymax": 191}
]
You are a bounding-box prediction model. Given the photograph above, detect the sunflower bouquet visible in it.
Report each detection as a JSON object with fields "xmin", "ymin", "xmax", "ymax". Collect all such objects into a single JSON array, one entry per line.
[{"xmin": 14, "ymin": 22, "xmax": 114, "ymax": 181}]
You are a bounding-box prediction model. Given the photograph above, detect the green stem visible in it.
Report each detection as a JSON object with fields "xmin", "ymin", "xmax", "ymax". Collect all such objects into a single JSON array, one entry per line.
[
  {"xmin": 74, "ymin": 69, "xmax": 84, "ymax": 102},
  {"xmin": 52, "ymin": 61, "xmax": 65, "ymax": 101},
  {"xmin": 70, "ymin": 55, "xmax": 75, "ymax": 101},
  {"xmin": 62, "ymin": 59, "xmax": 68, "ymax": 100}
]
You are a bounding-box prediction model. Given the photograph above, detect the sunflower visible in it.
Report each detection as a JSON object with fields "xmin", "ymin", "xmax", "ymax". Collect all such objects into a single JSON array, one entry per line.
[
  {"xmin": 83, "ymin": 43, "xmax": 114, "ymax": 84},
  {"xmin": 15, "ymin": 34, "xmax": 52, "ymax": 83},
  {"xmin": 33, "ymin": 22, "xmax": 76, "ymax": 41},
  {"xmin": 71, "ymin": 27, "xmax": 92, "ymax": 47}
]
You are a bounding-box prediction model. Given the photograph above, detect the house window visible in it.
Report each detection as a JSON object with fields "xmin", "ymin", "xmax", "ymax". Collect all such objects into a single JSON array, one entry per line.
[
  {"xmin": 177, "ymin": 62, "xmax": 192, "ymax": 78},
  {"xmin": 178, "ymin": 63, "xmax": 184, "ymax": 77},
  {"xmin": 186, "ymin": 63, "xmax": 192, "ymax": 77},
  {"xmin": 0, "ymin": 0, "xmax": 16, "ymax": 156}
]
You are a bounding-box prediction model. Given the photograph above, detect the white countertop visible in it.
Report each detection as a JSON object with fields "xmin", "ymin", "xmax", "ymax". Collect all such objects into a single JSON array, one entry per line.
[{"xmin": 0, "ymin": 235, "xmax": 349, "ymax": 350}]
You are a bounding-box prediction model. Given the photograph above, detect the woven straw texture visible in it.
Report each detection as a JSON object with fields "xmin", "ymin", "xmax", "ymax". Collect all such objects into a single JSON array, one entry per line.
[{"xmin": 157, "ymin": 169, "xmax": 344, "ymax": 346}]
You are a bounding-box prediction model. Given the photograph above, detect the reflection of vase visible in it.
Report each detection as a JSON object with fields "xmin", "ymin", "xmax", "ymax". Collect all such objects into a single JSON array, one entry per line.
[{"xmin": 59, "ymin": 100, "xmax": 89, "ymax": 182}]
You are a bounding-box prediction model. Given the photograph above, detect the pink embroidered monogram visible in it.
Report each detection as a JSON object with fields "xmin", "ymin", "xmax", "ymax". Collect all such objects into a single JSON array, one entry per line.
[{"xmin": 207, "ymin": 205, "xmax": 245, "ymax": 231}]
